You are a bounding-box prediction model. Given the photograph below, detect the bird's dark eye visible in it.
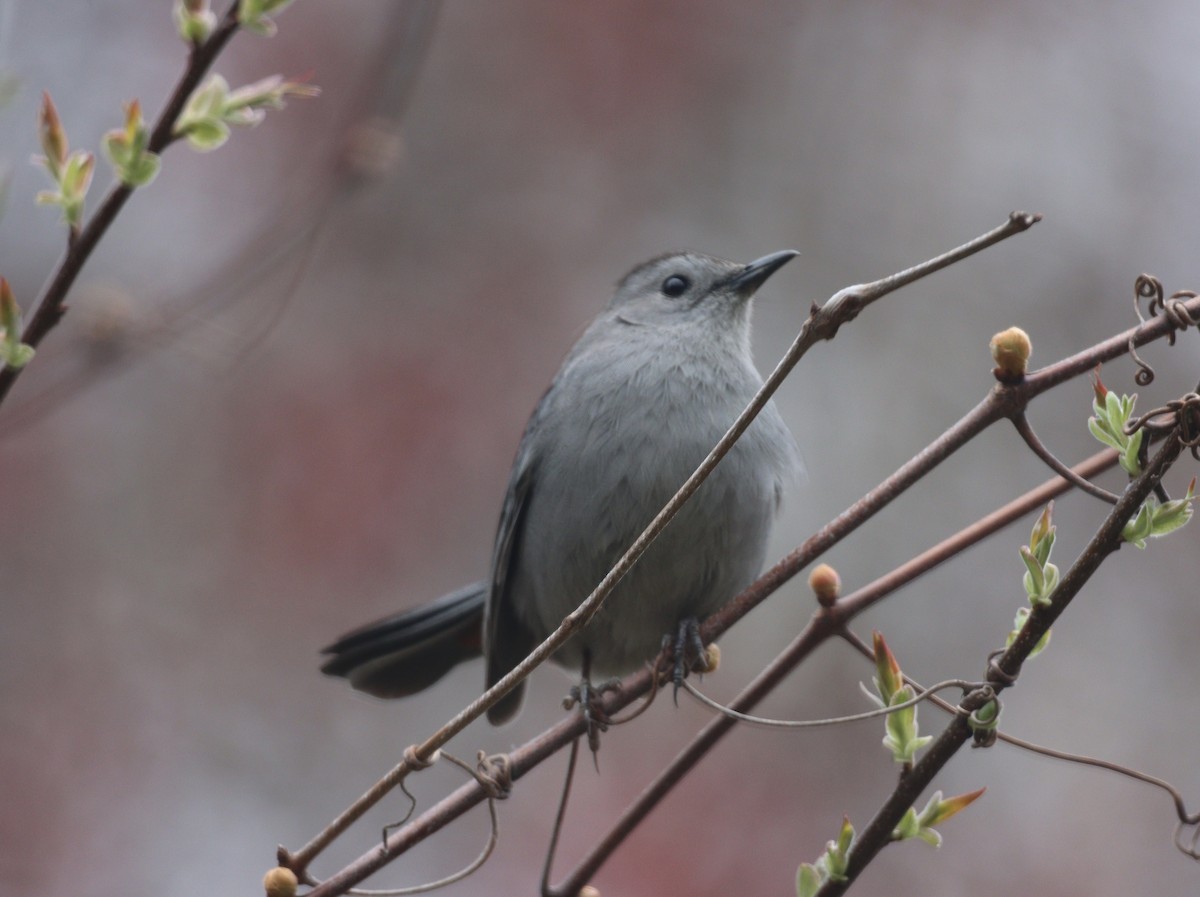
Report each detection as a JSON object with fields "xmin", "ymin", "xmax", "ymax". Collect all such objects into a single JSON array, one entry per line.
[{"xmin": 661, "ymin": 275, "xmax": 690, "ymax": 297}]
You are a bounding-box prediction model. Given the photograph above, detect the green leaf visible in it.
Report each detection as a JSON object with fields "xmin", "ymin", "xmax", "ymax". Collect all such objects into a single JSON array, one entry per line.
[
  {"xmin": 1121, "ymin": 502, "xmax": 1154, "ymax": 548},
  {"xmin": 121, "ymin": 153, "xmax": 161, "ymax": 187},
  {"xmin": 883, "ymin": 685, "xmax": 931, "ymax": 763},
  {"xmin": 182, "ymin": 118, "xmax": 230, "ymax": 151},
  {"xmin": 1105, "ymin": 389, "xmax": 1125, "ymax": 427},
  {"xmin": 892, "ymin": 807, "xmax": 920, "ymax": 841},
  {"xmin": 3, "ymin": 342, "xmax": 34, "ymax": 368},
  {"xmin": 1020, "ymin": 546, "xmax": 1043, "ymax": 598},
  {"xmin": 0, "ymin": 279, "xmax": 35, "ymax": 369},
  {"xmin": 1087, "ymin": 416, "xmax": 1123, "ymax": 451},
  {"xmin": 1035, "ymin": 562, "xmax": 1058, "ymax": 606},
  {"xmin": 173, "ymin": 0, "xmax": 217, "ymax": 43},
  {"xmin": 1120, "ymin": 428, "xmax": 1144, "ymax": 475},
  {"xmin": 1148, "ymin": 493, "xmax": 1195, "ymax": 538},
  {"xmin": 916, "ymin": 827, "xmax": 943, "ymax": 847},
  {"xmin": 796, "ymin": 863, "xmax": 821, "ymax": 897}
]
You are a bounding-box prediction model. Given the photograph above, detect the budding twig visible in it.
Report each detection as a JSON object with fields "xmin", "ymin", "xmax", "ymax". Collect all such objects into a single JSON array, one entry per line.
[{"xmin": 0, "ymin": 3, "xmax": 243, "ymax": 408}]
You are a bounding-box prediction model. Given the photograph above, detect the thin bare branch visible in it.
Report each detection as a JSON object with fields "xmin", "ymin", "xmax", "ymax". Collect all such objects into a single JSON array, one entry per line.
[{"xmin": 1011, "ymin": 411, "xmax": 1120, "ymax": 503}]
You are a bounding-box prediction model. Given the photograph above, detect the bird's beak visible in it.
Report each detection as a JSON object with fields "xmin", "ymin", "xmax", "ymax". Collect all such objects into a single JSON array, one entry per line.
[{"xmin": 727, "ymin": 249, "xmax": 799, "ymax": 297}]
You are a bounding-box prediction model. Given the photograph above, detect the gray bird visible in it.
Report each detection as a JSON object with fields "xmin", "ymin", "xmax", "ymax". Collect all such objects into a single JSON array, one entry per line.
[{"xmin": 321, "ymin": 250, "xmax": 801, "ymax": 724}]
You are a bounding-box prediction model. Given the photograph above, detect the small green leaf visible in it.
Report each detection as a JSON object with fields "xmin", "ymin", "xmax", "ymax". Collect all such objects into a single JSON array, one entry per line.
[
  {"xmin": 237, "ymin": 0, "xmax": 296, "ymax": 37},
  {"xmin": 102, "ymin": 100, "xmax": 161, "ymax": 187},
  {"xmin": 1122, "ymin": 502, "xmax": 1154, "ymax": 548},
  {"xmin": 122, "ymin": 154, "xmax": 161, "ymax": 187},
  {"xmin": 1120, "ymin": 428, "xmax": 1144, "ymax": 475},
  {"xmin": 182, "ymin": 118, "xmax": 230, "ymax": 151},
  {"xmin": 796, "ymin": 863, "xmax": 821, "ymax": 897},
  {"xmin": 916, "ymin": 827, "xmax": 943, "ymax": 848},
  {"xmin": 1148, "ymin": 490, "xmax": 1195, "ymax": 538},
  {"xmin": 4, "ymin": 342, "xmax": 34, "ymax": 368},
  {"xmin": 883, "ymin": 685, "xmax": 931, "ymax": 764},
  {"xmin": 1020, "ymin": 546, "xmax": 1043, "ymax": 598},
  {"xmin": 1088, "ymin": 416, "xmax": 1123, "ymax": 452},
  {"xmin": 892, "ymin": 807, "xmax": 920, "ymax": 841},
  {"xmin": 919, "ymin": 787, "xmax": 986, "ymax": 827},
  {"xmin": 173, "ymin": 0, "xmax": 217, "ymax": 43},
  {"xmin": 1105, "ymin": 389, "xmax": 1124, "ymax": 427},
  {"xmin": 0, "ymin": 278, "xmax": 36, "ymax": 369}
]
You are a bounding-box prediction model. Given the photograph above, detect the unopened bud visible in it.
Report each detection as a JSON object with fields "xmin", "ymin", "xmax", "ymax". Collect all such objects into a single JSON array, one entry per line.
[
  {"xmin": 263, "ymin": 867, "xmax": 298, "ymax": 897},
  {"xmin": 808, "ymin": 563, "xmax": 841, "ymax": 607},
  {"xmin": 989, "ymin": 326, "xmax": 1031, "ymax": 383},
  {"xmin": 1090, "ymin": 366, "xmax": 1108, "ymax": 404},
  {"xmin": 579, "ymin": 886, "xmax": 602, "ymax": 897},
  {"xmin": 37, "ymin": 92, "xmax": 67, "ymax": 178},
  {"xmin": 698, "ymin": 642, "xmax": 721, "ymax": 674}
]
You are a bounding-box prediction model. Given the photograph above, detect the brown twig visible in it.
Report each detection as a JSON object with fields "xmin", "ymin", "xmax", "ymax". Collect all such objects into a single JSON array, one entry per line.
[
  {"xmin": 0, "ymin": 3, "xmax": 242, "ymax": 408},
  {"xmin": 1011, "ymin": 411, "xmax": 1121, "ymax": 503}
]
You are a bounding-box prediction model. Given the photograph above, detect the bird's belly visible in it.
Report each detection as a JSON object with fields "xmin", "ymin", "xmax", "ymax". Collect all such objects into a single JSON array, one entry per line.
[{"xmin": 516, "ymin": 435, "xmax": 778, "ymax": 675}]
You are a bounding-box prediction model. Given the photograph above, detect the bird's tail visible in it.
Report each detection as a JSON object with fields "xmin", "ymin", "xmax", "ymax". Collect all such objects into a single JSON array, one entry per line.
[{"xmin": 321, "ymin": 582, "xmax": 485, "ymax": 699}]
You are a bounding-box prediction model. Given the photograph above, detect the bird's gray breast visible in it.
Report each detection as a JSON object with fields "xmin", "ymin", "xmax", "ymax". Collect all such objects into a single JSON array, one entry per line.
[{"xmin": 508, "ymin": 321, "xmax": 798, "ymax": 675}]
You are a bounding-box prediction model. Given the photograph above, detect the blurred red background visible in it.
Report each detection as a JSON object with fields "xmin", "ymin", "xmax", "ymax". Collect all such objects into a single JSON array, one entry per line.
[{"xmin": 1, "ymin": 3, "xmax": 1198, "ymax": 895}]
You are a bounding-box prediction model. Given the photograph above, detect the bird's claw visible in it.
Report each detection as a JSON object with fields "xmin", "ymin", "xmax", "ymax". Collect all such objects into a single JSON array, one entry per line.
[
  {"xmin": 565, "ymin": 677, "xmax": 621, "ymax": 757},
  {"xmin": 665, "ymin": 617, "xmax": 707, "ymax": 705}
]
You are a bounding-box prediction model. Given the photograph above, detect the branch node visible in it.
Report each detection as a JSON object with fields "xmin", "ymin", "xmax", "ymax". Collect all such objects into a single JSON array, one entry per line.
[
  {"xmin": 985, "ymin": 648, "xmax": 1017, "ymax": 687},
  {"xmin": 402, "ymin": 744, "xmax": 438, "ymax": 771}
]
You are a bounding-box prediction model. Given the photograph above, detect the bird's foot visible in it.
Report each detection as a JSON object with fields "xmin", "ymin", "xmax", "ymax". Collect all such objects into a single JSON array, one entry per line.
[
  {"xmin": 564, "ymin": 677, "xmax": 621, "ymax": 756},
  {"xmin": 664, "ymin": 616, "xmax": 713, "ymax": 705}
]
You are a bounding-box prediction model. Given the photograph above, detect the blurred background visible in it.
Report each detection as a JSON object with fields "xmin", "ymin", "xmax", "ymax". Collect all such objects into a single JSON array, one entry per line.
[{"xmin": 2, "ymin": 2, "xmax": 1198, "ymax": 895}]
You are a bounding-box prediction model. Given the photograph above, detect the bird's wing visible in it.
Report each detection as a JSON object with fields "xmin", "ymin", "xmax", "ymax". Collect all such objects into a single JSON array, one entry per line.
[{"xmin": 482, "ymin": 416, "xmax": 542, "ymax": 724}]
